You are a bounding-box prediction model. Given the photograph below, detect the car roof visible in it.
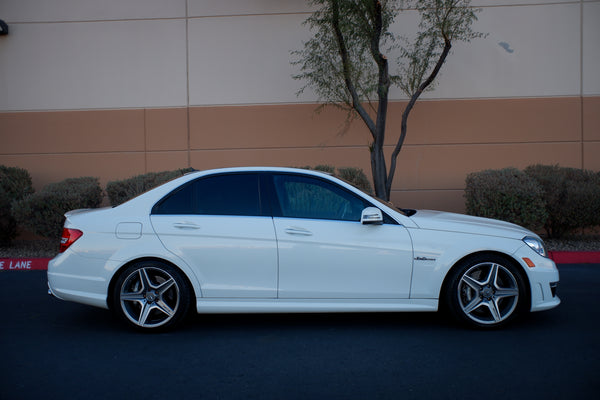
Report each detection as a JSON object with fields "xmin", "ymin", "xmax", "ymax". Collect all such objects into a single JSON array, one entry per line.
[
  {"xmin": 119, "ymin": 167, "xmax": 337, "ymax": 209},
  {"xmin": 186, "ymin": 166, "xmax": 331, "ymax": 176}
]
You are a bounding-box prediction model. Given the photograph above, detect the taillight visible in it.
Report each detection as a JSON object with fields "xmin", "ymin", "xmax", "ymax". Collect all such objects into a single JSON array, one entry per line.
[{"xmin": 59, "ymin": 228, "xmax": 83, "ymax": 253}]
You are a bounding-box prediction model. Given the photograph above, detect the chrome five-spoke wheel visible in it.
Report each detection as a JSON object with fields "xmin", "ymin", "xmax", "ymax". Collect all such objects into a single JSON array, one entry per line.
[
  {"xmin": 458, "ymin": 262, "xmax": 519, "ymax": 325},
  {"xmin": 113, "ymin": 262, "xmax": 191, "ymax": 330},
  {"xmin": 446, "ymin": 255, "xmax": 527, "ymax": 328}
]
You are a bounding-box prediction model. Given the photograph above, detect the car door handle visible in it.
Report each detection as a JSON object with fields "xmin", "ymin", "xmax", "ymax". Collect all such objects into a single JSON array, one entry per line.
[
  {"xmin": 284, "ymin": 227, "xmax": 313, "ymax": 236},
  {"xmin": 173, "ymin": 222, "xmax": 201, "ymax": 230}
]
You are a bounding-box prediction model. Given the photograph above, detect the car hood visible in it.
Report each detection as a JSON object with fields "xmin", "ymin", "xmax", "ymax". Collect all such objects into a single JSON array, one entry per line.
[{"xmin": 409, "ymin": 210, "xmax": 533, "ymax": 239}]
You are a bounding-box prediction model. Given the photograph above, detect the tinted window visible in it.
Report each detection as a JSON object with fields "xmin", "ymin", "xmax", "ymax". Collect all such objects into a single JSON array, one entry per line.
[
  {"xmin": 153, "ymin": 174, "xmax": 261, "ymax": 216},
  {"xmin": 153, "ymin": 181, "xmax": 196, "ymax": 215},
  {"xmin": 273, "ymin": 174, "xmax": 367, "ymax": 221}
]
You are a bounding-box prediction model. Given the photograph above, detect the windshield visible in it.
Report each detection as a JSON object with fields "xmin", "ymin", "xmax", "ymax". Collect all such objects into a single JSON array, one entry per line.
[
  {"xmin": 333, "ymin": 175, "xmax": 415, "ymax": 217},
  {"xmin": 372, "ymin": 196, "xmax": 416, "ymax": 217}
]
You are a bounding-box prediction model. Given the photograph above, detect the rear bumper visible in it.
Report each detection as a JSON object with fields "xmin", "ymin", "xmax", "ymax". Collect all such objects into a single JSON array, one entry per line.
[
  {"xmin": 47, "ymin": 251, "xmax": 110, "ymax": 309},
  {"xmin": 48, "ymin": 282, "xmax": 57, "ymax": 297}
]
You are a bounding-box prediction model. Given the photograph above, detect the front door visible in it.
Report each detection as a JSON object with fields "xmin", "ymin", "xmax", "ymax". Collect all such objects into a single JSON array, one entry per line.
[{"xmin": 270, "ymin": 173, "xmax": 413, "ymax": 299}]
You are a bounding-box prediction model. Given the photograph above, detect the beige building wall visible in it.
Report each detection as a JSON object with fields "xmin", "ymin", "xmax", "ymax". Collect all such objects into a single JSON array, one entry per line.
[{"xmin": 1, "ymin": 0, "xmax": 599, "ymax": 212}]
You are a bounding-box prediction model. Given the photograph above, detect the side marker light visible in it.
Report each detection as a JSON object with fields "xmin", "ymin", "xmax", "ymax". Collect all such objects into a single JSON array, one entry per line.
[{"xmin": 522, "ymin": 257, "xmax": 535, "ymax": 268}]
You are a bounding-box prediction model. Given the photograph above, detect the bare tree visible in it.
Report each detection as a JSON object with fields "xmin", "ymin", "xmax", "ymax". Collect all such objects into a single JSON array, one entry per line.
[{"xmin": 293, "ymin": 0, "xmax": 484, "ymax": 200}]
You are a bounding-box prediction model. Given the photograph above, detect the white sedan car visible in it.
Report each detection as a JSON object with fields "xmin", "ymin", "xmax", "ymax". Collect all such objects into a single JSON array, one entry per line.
[{"xmin": 48, "ymin": 167, "xmax": 560, "ymax": 330}]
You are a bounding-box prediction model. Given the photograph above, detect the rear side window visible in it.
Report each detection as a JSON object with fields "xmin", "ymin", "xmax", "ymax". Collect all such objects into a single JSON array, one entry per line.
[{"xmin": 152, "ymin": 174, "xmax": 261, "ymax": 216}]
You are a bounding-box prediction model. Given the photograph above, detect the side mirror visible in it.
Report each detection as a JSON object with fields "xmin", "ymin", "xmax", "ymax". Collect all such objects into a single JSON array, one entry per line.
[{"xmin": 361, "ymin": 207, "xmax": 383, "ymax": 225}]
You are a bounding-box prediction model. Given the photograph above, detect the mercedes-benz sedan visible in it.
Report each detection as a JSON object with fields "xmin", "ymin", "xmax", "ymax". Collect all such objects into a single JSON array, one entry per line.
[{"xmin": 48, "ymin": 167, "xmax": 560, "ymax": 330}]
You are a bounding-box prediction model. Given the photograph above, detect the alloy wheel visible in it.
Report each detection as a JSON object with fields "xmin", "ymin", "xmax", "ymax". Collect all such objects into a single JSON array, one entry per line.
[
  {"xmin": 119, "ymin": 266, "xmax": 181, "ymax": 328},
  {"xmin": 457, "ymin": 262, "xmax": 520, "ymax": 325}
]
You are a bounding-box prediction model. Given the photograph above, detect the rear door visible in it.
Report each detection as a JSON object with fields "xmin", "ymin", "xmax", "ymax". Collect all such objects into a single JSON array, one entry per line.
[{"xmin": 150, "ymin": 173, "xmax": 278, "ymax": 298}]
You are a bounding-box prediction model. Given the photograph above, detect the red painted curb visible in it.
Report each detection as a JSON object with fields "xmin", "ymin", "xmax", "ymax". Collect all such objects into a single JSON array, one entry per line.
[
  {"xmin": 0, "ymin": 258, "xmax": 52, "ymax": 271},
  {"xmin": 548, "ymin": 251, "xmax": 600, "ymax": 264},
  {"xmin": 1, "ymin": 252, "xmax": 599, "ymax": 272}
]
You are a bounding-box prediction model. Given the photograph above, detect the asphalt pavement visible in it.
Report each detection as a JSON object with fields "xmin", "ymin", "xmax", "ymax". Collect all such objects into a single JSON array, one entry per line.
[{"xmin": 1, "ymin": 264, "xmax": 598, "ymax": 399}]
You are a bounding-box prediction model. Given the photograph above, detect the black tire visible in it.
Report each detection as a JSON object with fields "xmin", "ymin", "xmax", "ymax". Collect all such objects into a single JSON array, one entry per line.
[
  {"xmin": 443, "ymin": 254, "xmax": 528, "ymax": 329},
  {"xmin": 112, "ymin": 260, "xmax": 191, "ymax": 331}
]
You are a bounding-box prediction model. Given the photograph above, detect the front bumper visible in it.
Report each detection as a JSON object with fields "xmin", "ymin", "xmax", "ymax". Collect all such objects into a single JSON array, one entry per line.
[{"xmin": 514, "ymin": 245, "xmax": 561, "ymax": 312}]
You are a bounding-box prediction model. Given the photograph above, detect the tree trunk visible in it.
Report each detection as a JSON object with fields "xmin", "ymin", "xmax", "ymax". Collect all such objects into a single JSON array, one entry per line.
[
  {"xmin": 331, "ymin": 0, "xmax": 390, "ymax": 201},
  {"xmin": 370, "ymin": 141, "xmax": 388, "ymax": 200}
]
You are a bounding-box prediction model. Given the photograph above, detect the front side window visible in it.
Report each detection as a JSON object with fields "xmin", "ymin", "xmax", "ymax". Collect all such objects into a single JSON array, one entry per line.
[
  {"xmin": 272, "ymin": 174, "xmax": 367, "ymax": 221},
  {"xmin": 153, "ymin": 174, "xmax": 261, "ymax": 216}
]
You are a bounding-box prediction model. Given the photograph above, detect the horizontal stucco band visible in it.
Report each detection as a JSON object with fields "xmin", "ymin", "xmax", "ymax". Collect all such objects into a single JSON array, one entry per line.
[{"xmin": 1, "ymin": 97, "xmax": 598, "ymax": 213}]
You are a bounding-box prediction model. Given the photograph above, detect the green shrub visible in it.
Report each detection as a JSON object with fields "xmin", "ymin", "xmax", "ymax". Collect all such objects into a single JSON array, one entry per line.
[
  {"xmin": 525, "ymin": 164, "xmax": 600, "ymax": 238},
  {"xmin": 300, "ymin": 165, "xmax": 373, "ymax": 194},
  {"xmin": 312, "ymin": 165, "xmax": 336, "ymax": 174},
  {"xmin": 13, "ymin": 177, "xmax": 103, "ymax": 239},
  {"xmin": 0, "ymin": 166, "xmax": 34, "ymax": 245},
  {"xmin": 0, "ymin": 189, "xmax": 18, "ymax": 245},
  {"xmin": 0, "ymin": 165, "xmax": 34, "ymax": 200},
  {"xmin": 106, "ymin": 168, "xmax": 194, "ymax": 206},
  {"xmin": 336, "ymin": 167, "xmax": 373, "ymax": 194},
  {"xmin": 465, "ymin": 168, "xmax": 547, "ymax": 231}
]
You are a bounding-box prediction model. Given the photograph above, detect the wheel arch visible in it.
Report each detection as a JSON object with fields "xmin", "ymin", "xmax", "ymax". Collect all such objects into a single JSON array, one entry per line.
[
  {"xmin": 107, "ymin": 257, "xmax": 198, "ymax": 312},
  {"xmin": 438, "ymin": 250, "xmax": 532, "ymax": 310}
]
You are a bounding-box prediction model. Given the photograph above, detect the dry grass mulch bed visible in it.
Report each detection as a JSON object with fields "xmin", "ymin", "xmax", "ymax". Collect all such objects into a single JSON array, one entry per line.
[
  {"xmin": 545, "ymin": 235, "xmax": 600, "ymax": 252},
  {"xmin": 0, "ymin": 239, "xmax": 59, "ymax": 258}
]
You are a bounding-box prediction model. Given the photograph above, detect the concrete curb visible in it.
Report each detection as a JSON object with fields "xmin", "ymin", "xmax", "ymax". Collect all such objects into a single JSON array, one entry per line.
[{"xmin": 2, "ymin": 253, "xmax": 600, "ymax": 271}]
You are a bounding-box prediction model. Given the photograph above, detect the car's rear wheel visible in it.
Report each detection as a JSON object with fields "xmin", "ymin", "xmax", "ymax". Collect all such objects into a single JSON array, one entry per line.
[
  {"xmin": 112, "ymin": 261, "xmax": 191, "ymax": 331},
  {"xmin": 444, "ymin": 255, "xmax": 527, "ymax": 328}
]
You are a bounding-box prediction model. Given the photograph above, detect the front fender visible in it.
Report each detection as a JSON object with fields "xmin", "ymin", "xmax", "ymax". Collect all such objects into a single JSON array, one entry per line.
[{"xmin": 408, "ymin": 228, "xmax": 523, "ymax": 300}]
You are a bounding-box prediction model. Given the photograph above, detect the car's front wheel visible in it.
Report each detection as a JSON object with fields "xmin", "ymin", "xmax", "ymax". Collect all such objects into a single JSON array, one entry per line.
[
  {"xmin": 444, "ymin": 255, "xmax": 528, "ymax": 328},
  {"xmin": 112, "ymin": 261, "xmax": 191, "ymax": 331}
]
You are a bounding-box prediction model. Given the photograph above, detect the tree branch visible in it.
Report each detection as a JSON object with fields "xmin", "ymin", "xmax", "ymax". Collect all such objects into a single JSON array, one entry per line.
[
  {"xmin": 331, "ymin": 0, "xmax": 377, "ymax": 139},
  {"xmin": 370, "ymin": 0, "xmax": 390, "ymax": 140},
  {"xmin": 386, "ymin": 38, "xmax": 452, "ymax": 197}
]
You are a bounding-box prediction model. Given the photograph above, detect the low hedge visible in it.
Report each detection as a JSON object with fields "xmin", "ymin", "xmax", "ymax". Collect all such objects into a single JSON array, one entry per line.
[
  {"xmin": 525, "ymin": 165, "xmax": 600, "ymax": 238},
  {"xmin": 106, "ymin": 168, "xmax": 194, "ymax": 206},
  {"xmin": 336, "ymin": 167, "xmax": 373, "ymax": 194},
  {"xmin": 466, "ymin": 165, "xmax": 600, "ymax": 238},
  {"xmin": 312, "ymin": 165, "xmax": 336, "ymax": 174},
  {"xmin": 0, "ymin": 166, "xmax": 34, "ymax": 245},
  {"xmin": 12, "ymin": 177, "xmax": 103, "ymax": 239},
  {"xmin": 465, "ymin": 167, "xmax": 548, "ymax": 231},
  {"xmin": 303, "ymin": 165, "xmax": 373, "ymax": 194}
]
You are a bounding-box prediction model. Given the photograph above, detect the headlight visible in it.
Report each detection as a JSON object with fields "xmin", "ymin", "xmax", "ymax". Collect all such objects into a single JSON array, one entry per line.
[{"xmin": 523, "ymin": 236, "xmax": 548, "ymax": 258}]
